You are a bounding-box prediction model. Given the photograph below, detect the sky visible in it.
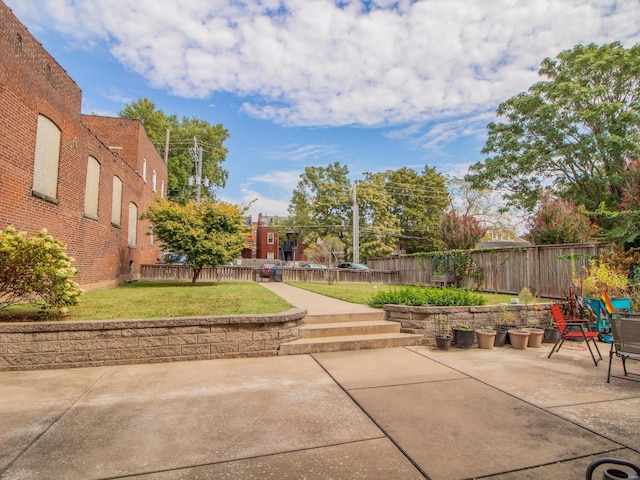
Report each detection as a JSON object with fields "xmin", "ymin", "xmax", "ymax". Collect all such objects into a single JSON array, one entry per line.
[{"xmin": 6, "ymin": 0, "xmax": 640, "ymax": 220}]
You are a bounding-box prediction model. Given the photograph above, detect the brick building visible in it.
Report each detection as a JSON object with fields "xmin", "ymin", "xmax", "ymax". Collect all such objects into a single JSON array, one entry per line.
[
  {"xmin": 254, "ymin": 213, "xmax": 307, "ymax": 262},
  {"xmin": 0, "ymin": 2, "xmax": 167, "ymax": 289}
]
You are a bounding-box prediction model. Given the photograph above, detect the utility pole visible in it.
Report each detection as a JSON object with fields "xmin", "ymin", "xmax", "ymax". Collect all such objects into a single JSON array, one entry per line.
[
  {"xmin": 352, "ymin": 181, "xmax": 359, "ymax": 264},
  {"xmin": 163, "ymin": 129, "xmax": 170, "ymax": 164},
  {"xmin": 188, "ymin": 137, "xmax": 205, "ymax": 205}
]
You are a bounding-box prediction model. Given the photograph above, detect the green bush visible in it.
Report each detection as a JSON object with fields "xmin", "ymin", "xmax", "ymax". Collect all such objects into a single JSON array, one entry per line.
[
  {"xmin": 0, "ymin": 226, "xmax": 82, "ymax": 315},
  {"xmin": 368, "ymin": 285, "xmax": 486, "ymax": 308}
]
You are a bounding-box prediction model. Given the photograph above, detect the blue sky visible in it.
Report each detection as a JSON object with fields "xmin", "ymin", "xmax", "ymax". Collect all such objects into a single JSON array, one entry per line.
[{"xmin": 6, "ymin": 0, "xmax": 640, "ymax": 220}]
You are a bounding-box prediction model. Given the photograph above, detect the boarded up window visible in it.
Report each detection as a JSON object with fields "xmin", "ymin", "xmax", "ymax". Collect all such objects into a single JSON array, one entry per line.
[
  {"xmin": 128, "ymin": 202, "xmax": 138, "ymax": 247},
  {"xmin": 112, "ymin": 177, "xmax": 123, "ymax": 226},
  {"xmin": 84, "ymin": 156, "xmax": 100, "ymax": 218},
  {"xmin": 33, "ymin": 114, "xmax": 61, "ymax": 200}
]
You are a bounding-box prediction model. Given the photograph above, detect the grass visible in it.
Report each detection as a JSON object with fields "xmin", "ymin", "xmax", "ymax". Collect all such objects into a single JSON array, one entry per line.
[
  {"xmin": 288, "ymin": 282, "xmax": 538, "ymax": 306},
  {"xmin": 0, "ymin": 281, "xmax": 292, "ymax": 322},
  {"xmin": 0, "ymin": 281, "xmax": 549, "ymax": 323}
]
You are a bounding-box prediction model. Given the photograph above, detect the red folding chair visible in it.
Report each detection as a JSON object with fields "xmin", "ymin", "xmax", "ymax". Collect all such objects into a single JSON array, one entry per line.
[{"xmin": 548, "ymin": 304, "xmax": 603, "ymax": 366}]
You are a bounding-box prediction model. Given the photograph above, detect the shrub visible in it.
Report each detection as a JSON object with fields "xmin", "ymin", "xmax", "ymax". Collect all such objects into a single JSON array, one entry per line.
[
  {"xmin": 368, "ymin": 286, "xmax": 486, "ymax": 308},
  {"xmin": 528, "ymin": 193, "xmax": 599, "ymax": 244},
  {"xmin": 0, "ymin": 226, "xmax": 82, "ymax": 315}
]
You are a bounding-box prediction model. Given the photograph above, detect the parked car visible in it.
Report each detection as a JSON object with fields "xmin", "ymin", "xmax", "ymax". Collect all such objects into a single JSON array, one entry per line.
[
  {"xmin": 336, "ymin": 262, "xmax": 369, "ymax": 270},
  {"xmin": 157, "ymin": 253, "xmax": 188, "ymax": 265},
  {"xmin": 301, "ymin": 263, "xmax": 328, "ymax": 269},
  {"xmin": 260, "ymin": 263, "xmax": 276, "ymax": 278}
]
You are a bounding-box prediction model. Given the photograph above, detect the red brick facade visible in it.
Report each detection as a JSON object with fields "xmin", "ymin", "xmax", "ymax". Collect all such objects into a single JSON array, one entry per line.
[
  {"xmin": 255, "ymin": 214, "xmax": 280, "ymax": 260},
  {"xmin": 0, "ymin": 2, "xmax": 167, "ymax": 289}
]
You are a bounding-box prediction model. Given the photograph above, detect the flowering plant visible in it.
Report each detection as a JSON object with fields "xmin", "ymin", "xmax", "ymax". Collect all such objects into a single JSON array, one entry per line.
[{"xmin": 577, "ymin": 259, "xmax": 629, "ymax": 298}]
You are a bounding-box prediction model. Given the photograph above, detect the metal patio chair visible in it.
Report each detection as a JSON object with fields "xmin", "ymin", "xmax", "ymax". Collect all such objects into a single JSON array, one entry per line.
[
  {"xmin": 548, "ymin": 304, "xmax": 603, "ymax": 366},
  {"xmin": 607, "ymin": 315, "xmax": 640, "ymax": 383}
]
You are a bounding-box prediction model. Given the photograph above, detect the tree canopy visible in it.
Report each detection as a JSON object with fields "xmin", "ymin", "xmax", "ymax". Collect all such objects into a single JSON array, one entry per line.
[
  {"xmin": 119, "ymin": 98, "xmax": 229, "ymax": 203},
  {"xmin": 286, "ymin": 162, "xmax": 451, "ymax": 261},
  {"xmin": 466, "ymin": 42, "xmax": 640, "ymax": 217},
  {"xmin": 142, "ymin": 200, "xmax": 247, "ymax": 284},
  {"xmin": 384, "ymin": 166, "xmax": 449, "ymax": 253}
]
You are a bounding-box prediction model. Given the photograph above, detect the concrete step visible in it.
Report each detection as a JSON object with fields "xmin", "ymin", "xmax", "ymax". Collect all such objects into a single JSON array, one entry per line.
[
  {"xmin": 279, "ymin": 332, "xmax": 423, "ymax": 355},
  {"xmin": 305, "ymin": 312, "xmax": 385, "ymax": 324},
  {"xmin": 300, "ymin": 320, "xmax": 400, "ymax": 338}
]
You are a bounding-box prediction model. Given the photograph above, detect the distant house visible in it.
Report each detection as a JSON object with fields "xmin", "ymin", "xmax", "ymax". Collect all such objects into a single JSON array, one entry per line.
[
  {"xmin": 477, "ymin": 227, "xmax": 530, "ymax": 248},
  {"xmin": 254, "ymin": 213, "xmax": 307, "ymax": 262},
  {"xmin": 0, "ymin": 2, "xmax": 167, "ymax": 289}
]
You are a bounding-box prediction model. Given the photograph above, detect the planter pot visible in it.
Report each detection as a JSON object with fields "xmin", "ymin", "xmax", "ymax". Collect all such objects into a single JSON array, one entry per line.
[
  {"xmin": 508, "ymin": 329, "xmax": 530, "ymax": 350},
  {"xmin": 435, "ymin": 336, "xmax": 452, "ymax": 350},
  {"xmin": 452, "ymin": 329, "xmax": 475, "ymax": 349},
  {"xmin": 523, "ymin": 328, "xmax": 544, "ymax": 348},
  {"xmin": 494, "ymin": 330, "xmax": 508, "ymax": 347},
  {"xmin": 500, "ymin": 325, "xmax": 518, "ymax": 344},
  {"xmin": 476, "ymin": 330, "xmax": 496, "ymax": 349},
  {"xmin": 543, "ymin": 327, "xmax": 560, "ymax": 344}
]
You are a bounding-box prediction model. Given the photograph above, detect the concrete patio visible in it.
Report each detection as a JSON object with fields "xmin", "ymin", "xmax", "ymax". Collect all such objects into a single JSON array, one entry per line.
[{"xmin": 2, "ymin": 341, "xmax": 639, "ymax": 479}]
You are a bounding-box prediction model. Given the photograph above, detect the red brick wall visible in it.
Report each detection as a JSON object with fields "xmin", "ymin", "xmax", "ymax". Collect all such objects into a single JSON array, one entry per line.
[{"xmin": 0, "ymin": 2, "xmax": 167, "ymax": 288}]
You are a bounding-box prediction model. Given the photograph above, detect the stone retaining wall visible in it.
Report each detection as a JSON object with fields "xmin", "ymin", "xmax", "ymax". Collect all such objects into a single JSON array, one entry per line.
[
  {"xmin": 0, "ymin": 309, "xmax": 306, "ymax": 371},
  {"xmin": 384, "ymin": 303, "xmax": 553, "ymax": 344}
]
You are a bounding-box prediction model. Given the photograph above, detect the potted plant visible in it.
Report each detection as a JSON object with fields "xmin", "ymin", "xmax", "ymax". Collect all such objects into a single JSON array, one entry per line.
[
  {"xmin": 476, "ymin": 325, "xmax": 497, "ymax": 349},
  {"xmin": 452, "ymin": 324, "xmax": 475, "ymax": 349},
  {"xmin": 523, "ymin": 318, "xmax": 545, "ymax": 348},
  {"xmin": 496, "ymin": 305, "xmax": 517, "ymax": 346},
  {"xmin": 508, "ymin": 329, "xmax": 530, "ymax": 350},
  {"xmin": 434, "ymin": 313, "xmax": 452, "ymax": 350}
]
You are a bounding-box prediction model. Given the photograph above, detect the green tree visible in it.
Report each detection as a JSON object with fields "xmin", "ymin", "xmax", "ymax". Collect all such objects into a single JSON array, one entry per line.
[
  {"xmin": 439, "ymin": 211, "xmax": 487, "ymax": 250},
  {"xmin": 357, "ymin": 172, "xmax": 401, "ymax": 260},
  {"xmin": 142, "ymin": 200, "xmax": 247, "ymax": 284},
  {"xmin": 0, "ymin": 226, "xmax": 82, "ymax": 315},
  {"xmin": 528, "ymin": 192, "xmax": 599, "ymax": 245},
  {"xmin": 385, "ymin": 166, "xmax": 449, "ymax": 253},
  {"xmin": 287, "ymin": 162, "xmax": 352, "ymax": 245},
  {"xmin": 466, "ymin": 42, "xmax": 640, "ymax": 215},
  {"xmin": 119, "ymin": 98, "xmax": 229, "ymax": 203}
]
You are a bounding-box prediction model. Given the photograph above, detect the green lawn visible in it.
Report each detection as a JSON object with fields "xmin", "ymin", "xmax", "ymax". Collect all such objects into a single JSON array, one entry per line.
[
  {"xmin": 0, "ymin": 280, "xmax": 544, "ymax": 323},
  {"xmin": 0, "ymin": 282, "xmax": 292, "ymax": 322},
  {"xmin": 288, "ymin": 282, "xmax": 531, "ymax": 306}
]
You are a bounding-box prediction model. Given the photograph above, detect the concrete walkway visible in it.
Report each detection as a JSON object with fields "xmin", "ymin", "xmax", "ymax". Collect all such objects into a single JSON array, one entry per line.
[
  {"xmin": 259, "ymin": 282, "xmax": 381, "ymax": 316},
  {"xmin": 2, "ymin": 284, "xmax": 640, "ymax": 479}
]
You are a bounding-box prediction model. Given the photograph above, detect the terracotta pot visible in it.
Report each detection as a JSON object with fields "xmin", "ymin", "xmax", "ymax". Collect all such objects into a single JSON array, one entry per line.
[
  {"xmin": 476, "ymin": 330, "xmax": 496, "ymax": 349},
  {"xmin": 508, "ymin": 329, "xmax": 530, "ymax": 350},
  {"xmin": 523, "ymin": 328, "xmax": 544, "ymax": 348}
]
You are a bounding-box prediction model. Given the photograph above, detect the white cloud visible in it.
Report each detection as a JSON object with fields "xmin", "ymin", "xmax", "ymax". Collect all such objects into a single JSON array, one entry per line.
[
  {"xmin": 246, "ymin": 170, "xmax": 302, "ymax": 191},
  {"xmin": 262, "ymin": 143, "xmax": 341, "ymax": 161},
  {"xmin": 9, "ymin": 0, "xmax": 640, "ymax": 130},
  {"xmin": 219, "ymin": 186, "xmax": 291, "ymax": 220}
]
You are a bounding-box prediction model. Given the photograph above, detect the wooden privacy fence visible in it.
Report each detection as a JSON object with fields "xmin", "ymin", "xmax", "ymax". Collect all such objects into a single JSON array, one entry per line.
[
  {"xmin": 140, "ymin": 265, "xmax": 399, "ymax": 284},
  {"xmin": 142, "ymin": 242, "xmax": 605, "ymax": 297},
  {"xmin": 140, "ymin": 265, "xmax": 256, "ymax": 282},
  {"xmin": 368, "ymin": 243, "xmax": 606, "ymax": 299}
]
